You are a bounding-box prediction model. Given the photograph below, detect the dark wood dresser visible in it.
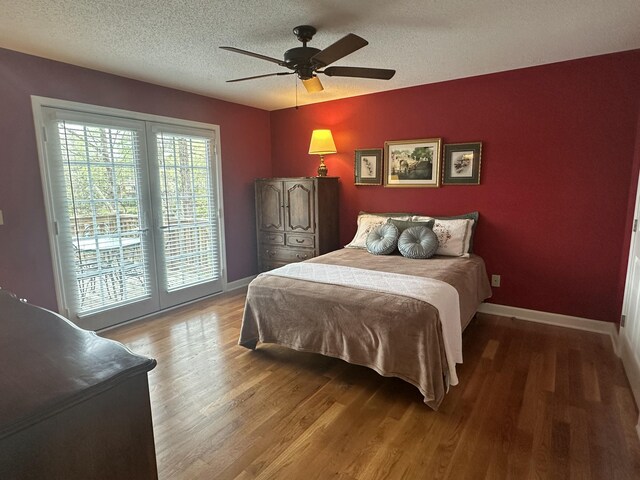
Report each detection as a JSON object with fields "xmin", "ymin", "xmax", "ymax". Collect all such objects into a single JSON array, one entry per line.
[
  {"xmin": 0, "ymin": 289, "xmax": 158, "ymax": 480},
  {"xmin": 255, "ymin": 177, "xmax": 339, "ymax": 272}
]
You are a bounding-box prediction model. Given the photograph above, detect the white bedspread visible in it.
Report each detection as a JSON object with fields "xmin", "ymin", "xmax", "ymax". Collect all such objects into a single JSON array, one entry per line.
[{"xmin": 264, "ymin": 262, "xmax": 462, "ymax": 385}]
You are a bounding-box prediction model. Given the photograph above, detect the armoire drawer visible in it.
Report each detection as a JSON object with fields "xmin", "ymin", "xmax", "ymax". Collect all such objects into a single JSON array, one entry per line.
[
  {"xmin": 260, "ymin": 231, "xmax": 285, "ymax": 245},
  {"xmin": 285, "ymin": 233, "xmax": 315, "ymax": 248},
  {"xmin": 260, "ymin": 245, "xmax": 315, "ymax": 263}
]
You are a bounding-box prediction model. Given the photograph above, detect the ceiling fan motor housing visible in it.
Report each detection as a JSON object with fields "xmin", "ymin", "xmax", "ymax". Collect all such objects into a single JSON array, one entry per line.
[{"xmin": 284, "ymin": 47, "xmax": 321, "ymax": 79}]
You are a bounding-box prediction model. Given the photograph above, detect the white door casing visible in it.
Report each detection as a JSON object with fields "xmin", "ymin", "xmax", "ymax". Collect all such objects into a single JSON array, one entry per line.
[{"xmin": 620, "ymin": 170, "xmax": 640, "ymax": 437}]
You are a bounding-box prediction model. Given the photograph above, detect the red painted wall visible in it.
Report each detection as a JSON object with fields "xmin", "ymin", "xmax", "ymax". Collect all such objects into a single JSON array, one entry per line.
[
  {"xmin": 270, "ymin": 50, "xmax": 640, "ymax": 323},
  {"xmin": 0, "ymin": 48, "xmax": 271, "ymax": 310}
]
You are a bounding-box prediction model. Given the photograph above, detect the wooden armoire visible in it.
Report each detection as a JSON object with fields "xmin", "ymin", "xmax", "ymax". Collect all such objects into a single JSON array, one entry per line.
[{"xmin": 255, "ymin": 177, "xmax": 339, "ymax": 272}]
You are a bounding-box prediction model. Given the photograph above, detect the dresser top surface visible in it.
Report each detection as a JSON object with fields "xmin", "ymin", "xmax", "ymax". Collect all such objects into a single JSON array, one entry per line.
[{"xmin": 0, "ymin": 289, "xmax": 156, "ymax": 438}]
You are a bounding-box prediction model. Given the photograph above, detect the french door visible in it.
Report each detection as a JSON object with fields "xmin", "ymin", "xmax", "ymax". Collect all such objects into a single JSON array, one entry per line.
[
  {"xmin": 148, "ymin": 124, "xmax": 223, "ymax": 310},
  {"xmin": 37, "ymin": 103, "xmax": 224, "ymax": 330}
]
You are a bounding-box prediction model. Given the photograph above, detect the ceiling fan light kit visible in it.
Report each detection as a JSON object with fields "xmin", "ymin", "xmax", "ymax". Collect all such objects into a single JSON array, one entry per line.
[
  {"xmin": 221, "ymin": 25, "xmax": 396, "ymax": 93},
  {"xmin": 302, "ymin": 76, "xmax": 323, "ymax": 93}
]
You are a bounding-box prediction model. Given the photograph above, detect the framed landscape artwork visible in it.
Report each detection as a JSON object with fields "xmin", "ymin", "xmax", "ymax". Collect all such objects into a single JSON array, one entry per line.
[
  {"xmin": 443, "ymin": 142, "xmax": 482, "ymax": 185},
  {"xmin": 354, "ymin": 148, "xmax": 383, "ymax": 185},
  {"xmin": 384, "ymin": 138, "xmax": 442, "ymax": 188}
]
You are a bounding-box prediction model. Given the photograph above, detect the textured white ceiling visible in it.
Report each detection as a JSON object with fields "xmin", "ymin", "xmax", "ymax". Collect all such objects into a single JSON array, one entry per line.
[{"xmin": 1, "ymin": 0, "xmax": 639, "ymax": 111}]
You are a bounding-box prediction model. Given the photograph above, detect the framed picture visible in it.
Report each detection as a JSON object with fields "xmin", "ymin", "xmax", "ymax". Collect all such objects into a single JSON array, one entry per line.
[
  {"xmin": 354, "ymin": 149, "xmax": 383, "ymax": 185},
  {"xmin": 443, "ymin": 142, "xmax": 482, "ymax": 185},
  {"xmin": 384, "ymin": 138, "xmax": 442, "ymax": 188}
]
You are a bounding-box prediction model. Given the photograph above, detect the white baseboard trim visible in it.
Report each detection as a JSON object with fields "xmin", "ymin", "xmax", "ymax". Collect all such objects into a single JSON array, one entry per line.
[
  {"xmin": 225, "ymin": 275, "xmax": 256, "ymax": 292},
  {"xmin": 477, "ymin": 302, "xmax": 620, "ymax": 356}
]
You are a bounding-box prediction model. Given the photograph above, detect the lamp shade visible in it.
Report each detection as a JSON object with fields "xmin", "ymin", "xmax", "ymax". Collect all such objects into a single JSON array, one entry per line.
[{"xmin": 308, "ymin": 129, "xmax": 337, "ymax": 155}]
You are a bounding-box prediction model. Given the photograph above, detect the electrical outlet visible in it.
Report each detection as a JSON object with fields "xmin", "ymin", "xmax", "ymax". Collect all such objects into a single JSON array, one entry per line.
[{"xmin": 491, "ymin": 274, "xmax": 501, "ymax": 287}]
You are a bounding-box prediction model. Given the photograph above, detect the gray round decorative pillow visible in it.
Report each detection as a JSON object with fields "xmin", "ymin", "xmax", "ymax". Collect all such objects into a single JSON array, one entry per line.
[
  {"xmin": 366, "ymin": 223, "xmax": 399, "ymax": 255},
  {"xmin": 398, "ymin": 226, "xmax": 439, "ymax": 259}
]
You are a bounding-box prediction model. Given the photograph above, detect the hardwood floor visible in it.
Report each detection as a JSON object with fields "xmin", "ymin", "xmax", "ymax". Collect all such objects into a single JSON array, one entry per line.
[{"xmin": 103, "ymin": 289, "xmax": 640, "ymax": 479}]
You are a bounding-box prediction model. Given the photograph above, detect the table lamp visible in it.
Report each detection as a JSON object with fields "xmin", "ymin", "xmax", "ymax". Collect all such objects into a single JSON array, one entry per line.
[{"xmin": 308, "ymin": 129, "xmax": 337, "ymax": 177}]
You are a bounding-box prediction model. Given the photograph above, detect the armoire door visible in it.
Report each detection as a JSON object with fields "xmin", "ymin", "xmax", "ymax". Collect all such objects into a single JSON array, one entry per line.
[
  {"xmin": 284, "ymin": 180, "xmax": 315, "ymax": 233},
  {"xmin": 257, "ymin": 181, "xmax": 285, "ymax": 232}
]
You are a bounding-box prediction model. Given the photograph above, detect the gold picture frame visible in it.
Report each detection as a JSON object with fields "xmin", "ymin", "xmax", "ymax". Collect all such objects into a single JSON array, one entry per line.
[{"xmin": 384, "ymin": 138, "xmax": 442, "ymax": 188}]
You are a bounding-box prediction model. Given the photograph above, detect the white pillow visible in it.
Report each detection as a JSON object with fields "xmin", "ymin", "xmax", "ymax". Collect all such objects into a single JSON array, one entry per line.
[
  {"xmin": 345, "ymin": 213, "xmax": 411, "ymax": 249},
  {"xmin": 412, "ymin": 216, "xmax": 474, "ymax": 256}
]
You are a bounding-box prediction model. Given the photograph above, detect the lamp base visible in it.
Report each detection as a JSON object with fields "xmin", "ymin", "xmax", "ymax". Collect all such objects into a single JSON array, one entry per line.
[{"xmin": 317, "ymin": 155, "xmax": 328, "ymax": 177}]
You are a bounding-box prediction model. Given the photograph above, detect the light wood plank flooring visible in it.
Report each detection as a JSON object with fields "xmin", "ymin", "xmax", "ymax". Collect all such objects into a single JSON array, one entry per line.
[{"xmin": 103, "ymin": 289, "xmax": 640, "ymax": 479}]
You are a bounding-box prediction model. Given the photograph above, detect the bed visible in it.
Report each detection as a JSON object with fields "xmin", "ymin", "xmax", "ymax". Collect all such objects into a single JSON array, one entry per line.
[{"xmin": 239, "ymin": 246, "xmax": 492, "ymax": 410}]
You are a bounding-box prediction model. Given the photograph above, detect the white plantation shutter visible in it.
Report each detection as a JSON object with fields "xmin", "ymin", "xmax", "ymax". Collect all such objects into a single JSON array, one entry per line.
[{"xmin": 154, "ymin": 128, "xmax": 221, "ymax": 291}]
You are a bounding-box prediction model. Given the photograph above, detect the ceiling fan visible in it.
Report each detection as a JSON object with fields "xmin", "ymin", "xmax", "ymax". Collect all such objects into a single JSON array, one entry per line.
[{"xmin": 220, "ymin": 25, "xmax": 396, "ymax": 93}]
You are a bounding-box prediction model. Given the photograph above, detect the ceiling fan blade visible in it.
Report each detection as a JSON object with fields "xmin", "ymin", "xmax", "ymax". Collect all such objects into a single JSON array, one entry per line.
[
  {"xmin": 310, "ymin": 33, "xmax": 368, "ymax": 67},
  {"xmin": 322, "ymin": 66, "xmax": 396, "ymax": 80},
  {"xmin": 302, "ymin": 76, "xmax": 324, "ymax": 93},
  {"xmin": 227, "ymin": 72, "xmax": 293, "ymax": 83},
  {"xmin": 220, "ymin": 46, "xmax": 287, "ymax": 67}
]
